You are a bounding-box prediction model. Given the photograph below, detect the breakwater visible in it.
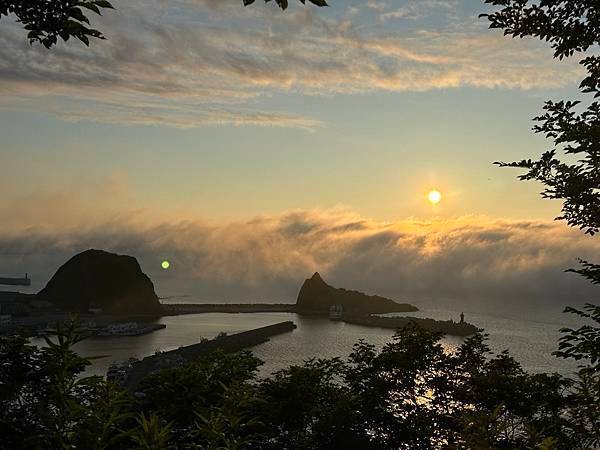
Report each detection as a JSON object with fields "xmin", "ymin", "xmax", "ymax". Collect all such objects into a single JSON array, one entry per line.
[
  {"xmin": 0, "ymin": 276, "xmax": 31, "ymax": 286},
  {"xmin": 122, "ymin": 321, "xmax": 297, "ymax": 390},
  {"xmin": 161, "ymin": 303, "xmax": 295, "ymax": 315},
  {"xmin": 343, "ymin": 315, "xmax": 480, "ymax": 337}
]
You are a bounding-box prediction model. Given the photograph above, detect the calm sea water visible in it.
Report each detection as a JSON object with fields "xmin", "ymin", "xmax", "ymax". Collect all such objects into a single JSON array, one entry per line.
[{"xmin": 31, "ymin": 303, "xmax": 584, "ymax": 378}]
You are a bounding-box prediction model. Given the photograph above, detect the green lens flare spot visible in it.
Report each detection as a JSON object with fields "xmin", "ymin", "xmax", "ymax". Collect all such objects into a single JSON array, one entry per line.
[{"xmin": 161, "ymin": 260, "xmax": 170, "ymax": 270}]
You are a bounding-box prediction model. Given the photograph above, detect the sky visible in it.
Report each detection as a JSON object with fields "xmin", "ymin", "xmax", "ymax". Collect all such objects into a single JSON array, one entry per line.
[{"xmin": 1, "ymin": 0, "xmax": 597, "ymax": 311}]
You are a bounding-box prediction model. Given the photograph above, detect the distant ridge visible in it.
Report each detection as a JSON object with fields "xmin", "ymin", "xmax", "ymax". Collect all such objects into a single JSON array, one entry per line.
[{"xmin": 295, "ymin": 272, "xmax": 417, "ymax": 315}]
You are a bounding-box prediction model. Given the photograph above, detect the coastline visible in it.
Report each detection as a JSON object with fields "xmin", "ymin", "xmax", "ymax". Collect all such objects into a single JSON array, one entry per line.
[
  {"xmin": 1, "ymin": 301, "xmax": 479, "ymax": 338},
  {"xmin": 162, "ymin": 303, "xmax": 479, "ymax": 337}
]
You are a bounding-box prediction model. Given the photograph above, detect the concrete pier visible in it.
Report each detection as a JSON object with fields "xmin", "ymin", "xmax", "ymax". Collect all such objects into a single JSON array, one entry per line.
[
  {"xmin": 0, "ymin": 275, "xmax": 31, "ymax": 286},
  {"xmin": 122, "ymin": 321, "xmax": 297, "ymax": 390},
  {"xmin": 161, "ymin": 303, "xmax": 295, "ymax": 315},
  {"xmin": 342, "ymin": 315, "xmax": 480, "ymax": 336}
]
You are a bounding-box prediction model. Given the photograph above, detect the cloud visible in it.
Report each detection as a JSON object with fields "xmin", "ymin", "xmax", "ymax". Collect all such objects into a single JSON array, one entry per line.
[
  {"xmin": 48, "ymin": 99, "xmax": 323, "ymax": 130},
  {"xmin": 2, "ymin": 198, "xmax": 598, "ymax": 311},
  {"xmin": 380, "ymin": 0, "xmax": 456, "ymax": 22},
  {"xmin": 367, "ymin": 1, "xmax": 389, "ymax": 12},
  {"xmin": 0, "ymin": 0, "xmax": 583, "ymax": 129}
]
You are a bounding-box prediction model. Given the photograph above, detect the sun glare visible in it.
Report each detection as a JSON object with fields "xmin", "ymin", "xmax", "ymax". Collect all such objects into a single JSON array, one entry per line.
[{"xmin": 428, "ymin": 190, "xmax": 442, "ymax": 204}]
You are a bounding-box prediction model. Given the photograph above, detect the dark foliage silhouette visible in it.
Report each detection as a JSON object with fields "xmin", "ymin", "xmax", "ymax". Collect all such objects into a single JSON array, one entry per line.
[
  {"xmin": 482, "ymin": 5, "xmax": 600, "ymax": 445},
  {"xmin": 244, "ymin": 0, "xmax": 328, "ymax": 10},
  {"xmin": 0, "ymin": 0, "xmax": 114, "ymax": 47},
  {"xmin": 0, "ymin": 0, "xmax": 327, "ymax": 48},
  {"xmin": 483, "ymin": 1, "xmax": 600, "ymax": 235},
  {"xmin": 1, "ymin": 313, "xmax": 598, "ymax": 449}
]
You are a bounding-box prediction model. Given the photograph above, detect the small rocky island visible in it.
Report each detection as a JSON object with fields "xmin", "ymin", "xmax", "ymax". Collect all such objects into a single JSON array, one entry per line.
[
  {"xmin": 38, "ymin": 249, "xmax": 162, "ymax": 315},
  {"xmin": 296, "ymin": 272, "xmax": 418, "ymax": 315}
]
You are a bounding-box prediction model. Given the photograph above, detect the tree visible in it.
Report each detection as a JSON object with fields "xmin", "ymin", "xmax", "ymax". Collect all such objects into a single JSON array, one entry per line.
[
  {"xmin": 1, "ymin": 317, "xmax": 591, "ymax": 449},
  {"xmin": 243, "ymin": 0, "xmax": 328, "ymax": 10},
  {"xmin": 0, "ymin": 0, "xmax": 328, "ymax": 49},
  {"xmin": 482, "ymin": 5, "xmax": 600, "ymax": 446},
  {"xmin": 0, "ymin": 319, "xmax": 136, "ymax": 449},
  {"xmin": 137, "ymin": 350, "xmax": 263, "ymax": 447},
  {"xmin": 482, "ymin": 0, "xmax": 600, "ymax": 366},
  {"xmin": 553, "ymin": 303, "xmax": 600, "ymax": 448},
  {"xmin": 257, "ymin": 357, "xmax": 351, "ymax": 449},
  {"xmin": 483, "ymin": 1, "xmax": 600, "ymax": 236}
]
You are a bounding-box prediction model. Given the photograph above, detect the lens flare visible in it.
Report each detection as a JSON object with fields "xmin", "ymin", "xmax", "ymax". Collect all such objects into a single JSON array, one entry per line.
[{"xmin": 161, "ymin": 260, "xmax": 170, "ymax": 270}]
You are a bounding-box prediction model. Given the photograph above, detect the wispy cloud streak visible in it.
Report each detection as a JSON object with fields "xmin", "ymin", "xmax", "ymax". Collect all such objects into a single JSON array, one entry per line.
[{"xmin": 0, "ymin": 0, "xmax": 582, "ymax": 129}]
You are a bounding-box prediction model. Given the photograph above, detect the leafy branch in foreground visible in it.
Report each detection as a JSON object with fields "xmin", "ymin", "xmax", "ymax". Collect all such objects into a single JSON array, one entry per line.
[
  {"xmin": 244, "ymin": 0, "xmax": 328, "ymax": 10},
  {"xmin": 554, "ymin": 302, "xmax": 600, "ymax": 372},
  {"xmin": 483, "ymin": 1, "xmax": 600, "ymax": 235},
  {"xmin": 0, "ymin": 0, "xmax": 115, "ymax": 48},
  {"xmin": 1, "ymin": 0, "xmax": 329, "ymax": 48}
]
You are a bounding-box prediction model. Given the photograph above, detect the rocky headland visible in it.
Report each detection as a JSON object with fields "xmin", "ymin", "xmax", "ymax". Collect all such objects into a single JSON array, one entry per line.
[
  {"xmin": 295, "ymin": 272, "xmax": 418, "ymax": 315},
  {"xmin": 293, "ymin": 273, "xmax": 479, "ymax": 336}
]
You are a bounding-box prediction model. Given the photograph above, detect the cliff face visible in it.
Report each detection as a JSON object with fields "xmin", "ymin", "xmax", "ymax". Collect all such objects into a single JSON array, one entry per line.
[
  {"xmin": 295, "ymin": 273, "xmax": 417, "ymax": 315},
  {"xmin": 38, "ymin": 249, "xmax": 161, "ymax": 315}
]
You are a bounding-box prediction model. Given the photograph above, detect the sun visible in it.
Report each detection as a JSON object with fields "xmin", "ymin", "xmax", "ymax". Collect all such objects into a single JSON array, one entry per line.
[{"xmin": 427, "ymin": 190, "xmax": 442, "ymax": 204}]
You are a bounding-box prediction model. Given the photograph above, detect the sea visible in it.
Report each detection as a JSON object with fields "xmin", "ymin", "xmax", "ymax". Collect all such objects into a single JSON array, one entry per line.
[{"xmin": 30, "ymin": 298, "xmax": 589, "ymax": 379}]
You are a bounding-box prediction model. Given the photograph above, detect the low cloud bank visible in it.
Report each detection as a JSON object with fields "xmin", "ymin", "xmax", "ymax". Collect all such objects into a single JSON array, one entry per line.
[{"xmin": 1, "ymin": 209, "xmax": 598, "ymax": 311}]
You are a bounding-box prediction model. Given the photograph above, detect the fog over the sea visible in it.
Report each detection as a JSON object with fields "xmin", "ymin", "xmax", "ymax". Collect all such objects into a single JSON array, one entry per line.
[{"xmin": 1, "ymin": 207, "xmax": 598, "ymax": 313}]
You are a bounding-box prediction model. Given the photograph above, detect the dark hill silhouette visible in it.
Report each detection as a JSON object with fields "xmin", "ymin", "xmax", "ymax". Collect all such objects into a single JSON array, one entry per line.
[
  {"xmin": 38, "ymin": 249, "xmax": 162, "ymax": 315},
  {"xmin": 296, "ymin": 272, "xmax": 417, "ymax": 315}
]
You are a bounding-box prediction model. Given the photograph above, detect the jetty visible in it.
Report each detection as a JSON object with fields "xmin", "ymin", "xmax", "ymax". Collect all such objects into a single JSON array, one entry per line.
[
  {"xmin": 342, "ymin": 314, "xmax": 480, "ymax": 337},
  {"xmin": 0, "ymin": 274, "xmax": 31, "ymax": 286},
  {"xmin": 121, "ymin": 321, "xmax": 297, "ymax": 390},
  {"xmin": 162, "ymin": 303, "xmax": 295, "ymax": 315}
]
